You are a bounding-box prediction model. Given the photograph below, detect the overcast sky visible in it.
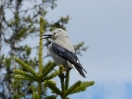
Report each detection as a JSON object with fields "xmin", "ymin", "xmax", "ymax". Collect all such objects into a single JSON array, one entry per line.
[{"xmin": 44, "ymin": 0, "xmax": 132, "ymax": 99}]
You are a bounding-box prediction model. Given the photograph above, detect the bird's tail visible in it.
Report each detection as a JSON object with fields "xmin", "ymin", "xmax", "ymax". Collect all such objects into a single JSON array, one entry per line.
[{"xmin": 72, "ymin": 65, "xmax": 86, "ymax": 78}]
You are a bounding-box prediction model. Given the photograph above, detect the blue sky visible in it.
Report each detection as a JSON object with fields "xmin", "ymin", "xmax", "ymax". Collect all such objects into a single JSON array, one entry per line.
[
  {"xmin": 2, "ymin": 0, "xmax": 132, "ymax": 98},
  {"xmin": 44, "ymin": 0, "xmax": 132, "ymax": 99}
]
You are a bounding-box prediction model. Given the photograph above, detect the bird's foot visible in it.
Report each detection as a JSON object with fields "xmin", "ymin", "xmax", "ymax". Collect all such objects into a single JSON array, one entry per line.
[
  {"xmin": 59, "ymin": 69, "xmax": 71, "ymax": 79},
  {"xmin": 59, "ymin": 73, "xmax": 67, "ymax": 79}
]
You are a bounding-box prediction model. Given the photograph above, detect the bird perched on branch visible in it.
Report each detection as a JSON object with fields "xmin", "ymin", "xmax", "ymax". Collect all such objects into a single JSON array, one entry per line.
[{"xmin": 43, "ymin": 28, "xmax": 87, "ymax": 78}]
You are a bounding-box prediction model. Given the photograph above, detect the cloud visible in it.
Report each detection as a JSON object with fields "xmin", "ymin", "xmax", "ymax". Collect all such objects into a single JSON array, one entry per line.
[{"xmin": 69, "ymin": 81, "xmax": 132, "ymax": 99}]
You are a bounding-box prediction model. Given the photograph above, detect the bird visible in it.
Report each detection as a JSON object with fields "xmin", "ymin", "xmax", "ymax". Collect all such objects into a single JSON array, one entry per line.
[{"xmin": 43, "ymin": 28, "xmax": 87, "ymax": 78}]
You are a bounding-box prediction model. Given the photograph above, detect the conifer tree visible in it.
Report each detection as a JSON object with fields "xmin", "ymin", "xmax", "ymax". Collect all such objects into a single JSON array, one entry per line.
[
  {"xmin": 0, "ymin": 0, "xmax": 93, "ymax": 99},
  {"xmin": 14, "ymin": 17, "xmax": 94, "ymax": 99},
  {"xmin": 0, "ymin": 0, "xmax": 70, "ymax": 98}
]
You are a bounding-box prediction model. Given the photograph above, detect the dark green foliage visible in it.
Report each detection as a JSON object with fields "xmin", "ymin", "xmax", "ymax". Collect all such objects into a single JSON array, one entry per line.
[
  {"xmin": 65, "ymin": 71, "xmax": 70, "ymax": 90},
  {"xmin": 74, "ymin": 42, "xmax": 88, "ymax": 56},
  {"xmin": 45, "ymin": 80, "xmax": 62, "ymax": 95},
  {"xmin": 43, "ymin": 69, "xmax": 60, "ymax": 80},
  {"xmin": 15, "ymin": 58, "xmax": 38, "ymax": 77},
  {"xmin": 13, "ymin": 17, "xmax": 94, "ymax": 99},
  {"xmin": 69, "ymin": 81, "xmax": 95, "ymax": 95},
  {"xmin": 0, "ymin": 0, "xmax": 94, "ymax": 99},
  {"xmin": 44, "ymin": 65, "xmax": 94, "ymax": 99},
  {"xmin": 44, "ymin": 95, "xmax": 57, "ymax": 99},
  {"xmin": 13, "ymin": 69, "xmax": 36, "ymax": 81},
  {"xmin": 42, "ymin": 62, "xmax": 56, "ymax": 78},
  {"xmin": 33, "ymin": 93, "xmax": 39, "ymax": 99},
  {"xmin": 0, "ymin": 0, "xmax": 70, "ymax": 98},
  {"xmin": 13, "ymin": 17, "xmax": 60, "ymax": 98},
  {"xmin": 64, "ymin": 81, "xmax": 82, "ymax": 96}
]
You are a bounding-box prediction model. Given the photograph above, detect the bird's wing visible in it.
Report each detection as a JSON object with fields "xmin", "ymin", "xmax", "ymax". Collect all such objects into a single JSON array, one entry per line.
[{"xmin": 52, "ymin": 42, "xmax": 87, "ymax": 74}]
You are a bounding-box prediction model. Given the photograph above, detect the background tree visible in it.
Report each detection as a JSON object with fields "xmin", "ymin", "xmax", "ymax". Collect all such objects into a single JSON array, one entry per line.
[
  {"xmin": 13, "ymin": 17, "xmax": 94, "ymax": 99},
  {"xmin": 0, "ymin": 0, "xmax": 93, "ymax": 99}
]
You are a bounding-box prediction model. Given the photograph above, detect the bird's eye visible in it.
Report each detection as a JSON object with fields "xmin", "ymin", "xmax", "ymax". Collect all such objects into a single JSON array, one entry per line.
[
  {"xmin": 53, "ymin": 32, "xmax": 57, "ymax": 35},
  {"xmin": 53, "ymin": 30, "xmax": 61, "ymax": 35}
]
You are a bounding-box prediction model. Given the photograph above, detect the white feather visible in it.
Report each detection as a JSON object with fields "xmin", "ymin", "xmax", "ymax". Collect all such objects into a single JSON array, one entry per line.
[
  {"xmin": 67, "ymin": 61, "xmax": 80, "ymax": 75},
  {"xmin": 71, "ymin": 64, "xmax": 81, "ymax": 75},
  {"xmin": 76, "ymin": 59, "xmax": 79, "ymax": 63}
]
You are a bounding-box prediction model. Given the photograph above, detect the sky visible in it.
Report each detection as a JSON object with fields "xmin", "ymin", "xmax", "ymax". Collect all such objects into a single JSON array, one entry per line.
[
  {"xmin": 1, "ymin": 0, "xmax": 132, "ymax": 99},
  {"xmin": 44, "ymin": 0, "xmax": 132, "ymax": 99}
]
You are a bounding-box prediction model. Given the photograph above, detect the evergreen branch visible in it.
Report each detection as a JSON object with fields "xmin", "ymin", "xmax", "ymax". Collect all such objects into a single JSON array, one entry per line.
[
  {"xmin": 65, "ymin": 70, "xmax": 70, "ymax": 90},
  {"xmin": 44, "ymin": 95, "xmax": 57, "ymax": 99},
  {"xmin": 42, "ymin": 61, "xmax": 55, "ymax": 72},
  {"xmin": 37, "ymin": 17, "xmax": 45, "ymax": 99},
  {"xmin": 60, "ymin": 77, "xmax": 64, "ymax": 93},
  {"xmin": 38, "ymin": 81, "xmax": 42, "ymax": 99},
  {"xmin": 15, "ymin": 58, "xmax": 38, "ymax": 77},
  {"xmin": 38, "ymin": 17, "xmax": 44, "ymax": 75},
  {"xmin": 64, "ymin": 81, "xmax": 82, "ymax": 96},
  {"xmin": 43, "ymin": 70, "xmax": 60, "ymax": 80},
  {"xmin": 69, "ymin": 81, "xmax": 95, "ymax": 95},
  {"xmin": 45, "ymin": 80, "xmax": 61, "ymax": 95},
  {"xmin": 14, "ymin": 74, "xmax": 35, "ymax": 81},
  {"xmin": 42, "ymin": 62, "xmax": 56, "ymax": 78},
  {"xmin": 32, "ymin": 93, "xmax": 39, "ymax": 99},
  {"xmin": 59, "ymin": 65, "xmax": 65, "ymax": 92},
  {"xmin": 13, "ymin": 69, "xmax": 36, "ymax": 81}
]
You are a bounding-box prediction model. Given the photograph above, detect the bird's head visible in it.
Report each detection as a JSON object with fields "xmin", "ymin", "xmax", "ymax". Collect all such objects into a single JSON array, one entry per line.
[{"xmin": 43, "ymin": 28, "xmax": 68, "ymax": 40}]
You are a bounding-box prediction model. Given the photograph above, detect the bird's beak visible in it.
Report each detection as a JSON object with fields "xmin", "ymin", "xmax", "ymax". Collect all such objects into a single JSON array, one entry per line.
[{"xmin": 43, "ymin": 34, "xmax": 52, "ymax": 39}]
